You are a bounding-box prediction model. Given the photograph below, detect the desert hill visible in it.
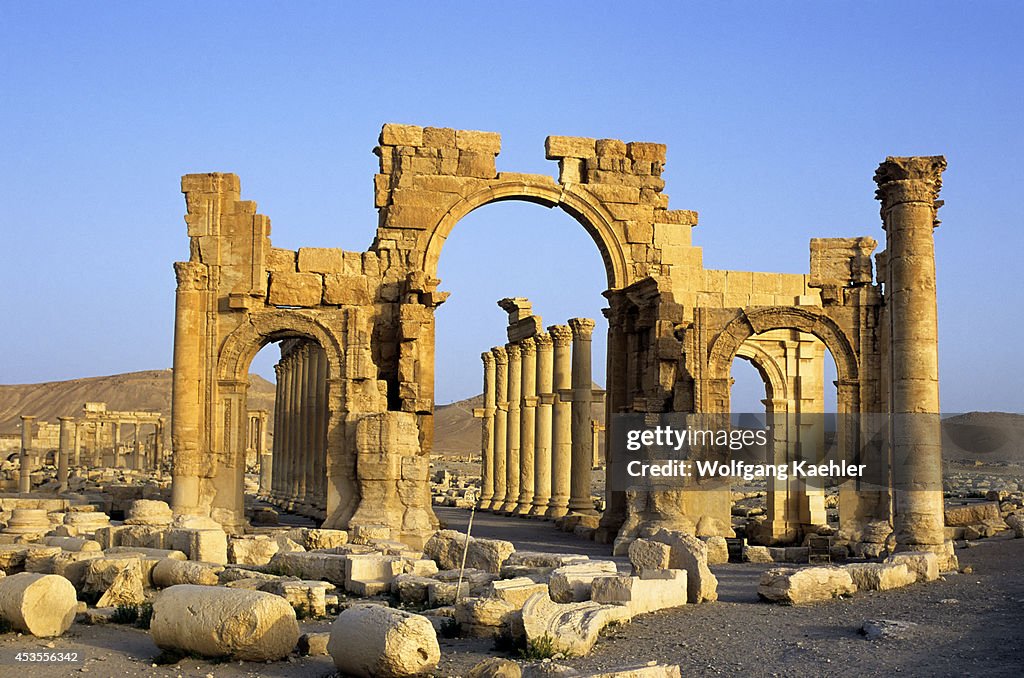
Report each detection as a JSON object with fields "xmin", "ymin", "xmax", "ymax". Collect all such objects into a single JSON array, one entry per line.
[{"xmin": 0, "ymin": 370, "xmax": 276, "ymax": 434}]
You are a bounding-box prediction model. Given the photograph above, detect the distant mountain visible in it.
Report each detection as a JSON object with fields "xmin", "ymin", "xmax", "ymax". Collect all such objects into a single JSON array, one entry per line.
[{"xmin": 0, "ymin": 370, "xmax": 276, "ymax": 434}]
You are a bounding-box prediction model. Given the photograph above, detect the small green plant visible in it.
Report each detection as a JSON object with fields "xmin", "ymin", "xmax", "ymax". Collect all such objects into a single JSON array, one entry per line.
[
  {"xmin": 136, "ymin": 602, "xmax": 153, "ymax": 629},
  {"xmin": 112, "ymin": 604, "xmax": 140, "ymax": 625},
  {"xmin": 519, "ymin": 634, "xmax": 567, "ymax": 661},
  {"xmin": 439, "ymin": 617, "xmax": 462, "ymax": 639}
]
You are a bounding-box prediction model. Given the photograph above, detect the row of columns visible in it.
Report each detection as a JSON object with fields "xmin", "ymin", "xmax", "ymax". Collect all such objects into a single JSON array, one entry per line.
[
  {"xmin": 478, "ymin": 318, "xmax": 598, "ymax": 517},
  {"xmin": 16, "ymin": 414, "xmax": 166, "ymax": 495},
  {"xmin": 267, "ymin": 341, "xmax": 328, "ymax": 518}
]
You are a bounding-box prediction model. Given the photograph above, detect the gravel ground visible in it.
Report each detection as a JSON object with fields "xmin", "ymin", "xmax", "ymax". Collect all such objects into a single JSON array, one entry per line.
[{"xmin": 2, "ymin": 516, "xmax": 1021, "ymax": 677}]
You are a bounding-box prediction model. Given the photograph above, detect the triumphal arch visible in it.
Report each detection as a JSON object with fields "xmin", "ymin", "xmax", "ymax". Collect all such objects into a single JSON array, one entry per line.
[{"xmin": 170, "ymin": 123, "xmax": 949, "ymax": 558}]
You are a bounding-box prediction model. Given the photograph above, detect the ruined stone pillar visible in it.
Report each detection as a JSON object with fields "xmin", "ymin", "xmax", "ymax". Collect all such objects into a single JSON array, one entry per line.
[
  {"xmin": 72, "ymin": 422, "xmax": 81, "ymax": 468},
  {"xmin": 92, "ymin": 422, "xmax": 101, "ymax": 467},
  {"xmin": 271, "ymin": 362, "xmax": 284, "ymax": 500},
  {"xmin": 478, "ymin": 351, "xmax": 497, "ymax": 508},
  {"xmin": 299, "ymin": 344, "xmax": 316, "ymax": 510},
  {"xmin": 591, "ymin": 420, "xmax": 601, "ymax": 468},
  {"xmin": 875, "ymin": 156, "xmax": 947, "ymax": 551},
  {"xmin": 57, "ymin": 416, "xmax": 72, "ymax": 492},
  {"xmin": 133, "ymin": 421, "xmax": 143, "ymax": 471},
  {"xmin": 547, "ymin": 325, "xmax": 573, "ymax": 518},
  {"xmin": 313, "ymin": 344, "xmax": 328, "ymax": 511},
  {"xmin": 170, "ymin": 260, "xmax": 207, "ymax": 515},
  {"xmin": 500, "ymin": 343, "xmax": 522, "ymax": 513},
  {"xmin": 156, "ymin": 418, "xmax": 166, "ymax": 475},
  {"xmin": 568, "ymin": 318, "xmax": 597, "ymax": 514},
  {"xmin": 530, "ymin": 332, "xmax": 554, "ymax": 516},
  {"xmin": 19, "ymin": 416, "xmax": 35, "ymax": 494},
  {"xmin": 515, "ymin": 337, "xmax": 537, "ymax": 515},
  {"xmin": 112, "ymin": 420, "xmax": 122, "ymax": 467},
  {"xmin": 293, "ymin": 346, "xmax": 309, "ymax": 508},
  {"xmin": 488, "ymin": 347, "xmax": 508, "ymax": 511}
]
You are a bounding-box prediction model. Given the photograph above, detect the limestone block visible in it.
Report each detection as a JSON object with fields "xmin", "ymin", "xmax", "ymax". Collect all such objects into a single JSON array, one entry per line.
[
  {"xmin": 628, "ymin": 539, "xmax": 671, "ymax": 571},
  {"xmin": 422, "ymin": 126, "xmax": 456, "ymax": 148},
  {"xmin": 455, "ymin": 129, "xmax": 501, "ymax": 154},
  {"xmin": 270, "ymin": 551, "xmax": 349, "ymax": 585},
  {"xmin": 41, "ymin": 536, "xmax": 101, "ymax": 552},
  {"xmin": 626, "ymin": 142, "xmax": 667, "ymax": 163},
  {"xmin": 151, "ymin": 585, "xmax": 299, "ymax": 661},
  {"xmin": 328, "ymin": 604, "xmax": 440, "ymax": 677},
  {"xmin": 266, "ymin": 247, "xmax": 297, "ymax": 273},
  {"xmin": 228, "ymin": 535, "xmax": 280, "ymax": 566},
  {"xmin": 944, "ymin": 501, "xmax": 1006, "ymax": 527},
  {"xmin": 521, "ymin": 590, "xmax": 632, "ymax": 656},
  {"xmin": 457, "ymin": 152, "xmax": 497, "ymax": 179},
  {"xmin": 323, "ymin": 273, "xmax": 373, "ymax": 306},
  {"xmin": 289, "ymin": 528, "xmax": 349, "ymax": 550},
  {"xmin": 549, "ymin": 561, "xmax": 619, "ymax": 603},
  {"xmin": 454, "ymin": 596, "xmax": 518, "ymax": 636},
  {"xmin": 96, "ymin": 558, "xmax": 145, "ymax": 607},
  {"xmin": 124, "ymin": 500, "xmax": 173, "ymax": 526},
  {"xmin": 23, "ymin": 546, "xmax": 62, "ymax": 573},
  {"xmin": 545, "ymin": 136, "xmax": 597, "ymax": 160},
  {"xmin": 423, "ymin": 530, "xmax": 515, "ymax": 574},
  {"xmin": 268, "ymin": 271, "xmax": 323, "ymax": 307},
  {"xmin": 391, "ymin": 574, "xmax": 435, "ymax": 605},
  {"xmin": 702, "ymin": 536, "xmax": 730, "ymax": 565},
  {"xmin": 404, "ymin": 558, "xmax": 439, "ymax": 577},
  {"xmin": 261, "ymin": 578, "xmax": 331, "ymax": 617},
  {"xmin": 809, "ymin": 237, "xmax": 876, "ymax": 288},
  {"xmin": 151, "ymin": 558, "xmax": 224, "ymax": 587},
  {"xmin": 757, "ymin": 566, "xmax": 857, "ymax": 604},
  {"xmin": 1007, "ymin": 513, "xmax": 1024, "ymax": 538},
  {"xmin": 591, "ymin": 569, "xmax": 688, "ymax": 615},
  {"xmin": 50, "ymin": 550, "xmax": 101, "ymax": 588},
  {"xmin": 468, "ymin": 657, "xmax": 523, "ymax": 678},
  {"xmin": 344, "ymin": 554, "xmax": 403, "ymax": 595},
  {"xmin": 489, "ymin": 577, "xmax": 548, "ymax": 607},
  {"xmin": 884, "ymin": 552, "xmax": 939, "ymax": 582},
  {"xmin": 167, "ymin": 527, "xmax": 228, "ymax": 564},
  {"xmin": 844, "ymin": 563, "xmax": 917, "ymax": 591},
  {"xmin": 3, "ymin": 509, "xmax": 50, "ymax": 536},
  {"xmin": 0, "ymin": 544, "xmax": 42, "ymax": 573},
  {"xmin": 297, "ymin": 247, "xmax": 344, "ymax": 274},
  {"xmin": 105, "ymin": 546, "xmax": 187, "ymax": 560},
  {"xmin": 0, "ymin": 573, "xmax": 77, "ymax": 637},
  {"xmin": 381, "ymin": 123, "xmax": 424, "ymax": 147},
  {"xmin": 574, "ymin": 665, "xmax": 682, "ymax": 678},
  {"xmin": 83, "ymin": 557, "xmax": 145, "ymax": 595},
  {"xmin": 63, "ymin": 510, "xmax": 110, "ymax": 535},
  {"xmin": 650, "ymin": 530, "xmax": 718, "ymax": 603}
]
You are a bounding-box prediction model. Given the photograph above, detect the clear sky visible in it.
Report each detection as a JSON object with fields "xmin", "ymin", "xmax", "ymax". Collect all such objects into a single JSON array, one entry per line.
[{"xmin": 1, "ymin": 2, "xmax": 1021, "ymax": 413}]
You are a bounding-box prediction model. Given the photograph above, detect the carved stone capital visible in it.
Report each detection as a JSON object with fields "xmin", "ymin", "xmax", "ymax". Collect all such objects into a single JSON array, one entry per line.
[
  {"xmin": 548, "ymin": 324, "xmax": 573, "ymax": 347},
  {"xmin": 174, "ymin": 261, "xmax": 209, "ymax": 291},
  {"xmin": 491, "ymin": 346, "xmax": 508, "ymax": 364},
  {"xmin": 534, "ymin": 331, "xmax": 553, "ymax": 350},
  {"xmin": 568, "ymin": 317, "xmax": 596, "ymax": 340},
  {"xmin": 481, "ymin": 351, "xmax": 495, "ymax": 366},
  {"xmin": 519, "ymin": 336, "xmax": 536, "ymax": 356},
  {"xmin": 505, "ymin": 343, "xmax": 521, "ymax": 360},
  {"xmin": 874, "ymin": 155, "xmax": 946, "ymax": 216}
]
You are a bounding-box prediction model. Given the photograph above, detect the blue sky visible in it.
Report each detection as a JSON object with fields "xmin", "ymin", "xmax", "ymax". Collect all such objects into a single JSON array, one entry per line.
[{"xmin": 0, "ymin": 2, "xmax": 1021, "ymax": 412}]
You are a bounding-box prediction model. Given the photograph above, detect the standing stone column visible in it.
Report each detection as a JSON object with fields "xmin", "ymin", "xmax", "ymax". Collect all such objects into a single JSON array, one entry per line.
[
  {"xmin": 297, "ymin": 345, "xmax": 313, "ymax": 509},
  {"xmin": 133, "ymin": 421, "xmax": 143, "ymax": 471},
  {"xmin": 500, "ymin": 343, "xmax": 522, "ymax": 513},
  {"xmin": 271, "ymin": 362, "xmax": 285, "ymax": 501},
  {"xmin": 875, "ymin": 155, "xmax": 947, "ymax": 551},
  {"xmin": 112, "ymin": 420, "xmax": 122, "ymax": 467},
  {"xmin": 288, "ymin": 348, "xmax": 303, "ymax": 507},
  {"xmin": 547, "ymin": 325, "xmax": 573, "ymax": 518},
  {"xmin": 530, "ymin": 331, "xmax": 554, "ymax": 516},
  {"xmin": 92, "ymin": 422, "xmax": 101, "ymax": 467},
  {"xmin": 156, "ymin": 417, "xmax": 166, "ymax": 475},
  {"xmin": 488, "ymin": 347, "xmax": 508, "ymax": 511},
  {"xmin": 72, "ymin": 422, "xmax": 81, "ymax": 469},
  {"xmin": 313, "ymin": 345, "xmax": 328, "ymax": 511},
  {"xmin": 57, "ymin": 417, "xmax": 72, "ymax": 492},
  {"xmin": 478, "ymin": 352, "xmax": 497, "ymax": 508},
  {"xmin": 19, "ymin": 416, "xmax": 35, "ymax": 494},
  {"xmin": 300, "ymin": 345, "xmax": 318, "ymax": 510},
  {"xmin": 568, "ymin": 318, "xmax": 597, "ymax": 515},
  {"xmin": 515, "ymin": 338, "xmax": 538, "ymax": 515}
]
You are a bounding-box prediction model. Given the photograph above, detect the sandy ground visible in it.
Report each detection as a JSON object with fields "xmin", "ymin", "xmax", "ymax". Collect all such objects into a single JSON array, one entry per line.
[{"xmin": 4, "ymin": 516, "xmax": 1023, "ymax": 677}]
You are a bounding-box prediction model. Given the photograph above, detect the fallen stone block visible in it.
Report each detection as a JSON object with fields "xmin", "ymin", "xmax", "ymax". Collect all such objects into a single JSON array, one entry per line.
[
  {"xmin": 454, "ymin": 596, "xmax": 518, "ymax": 637},
  {"xmin": 298, "ymin": 631, "xmax": 331, "ymax": 656},
  {"xmin": 758, "ymin": 566, "xmax": 857, "ymax": 604},
  {"xmin": 591, "ymin": 569, "xmax": 687, "ymax": 615},
  {"xmin": 549, "ymin": 561, "xmax": 619, "ymax": 603},
  {"xmin": 151, "ymin": 558, "xmax": 224, "ymax": 587},
  {"xmin": 289, "ymin": 527, "xmax": 349, "ymax": 550},
  {"xmin": 743, "ymin": 545, "xmax": 774, "ymax": 563},
  {"xmin": 228, "ymin": 535, "xmax": 281, "ymax": 566},
  {"xmin": 83, "ymin": 557, "xmax": 145, "ymax": 595},
  {"xmin": 41, "ymin": 536, "xmax": 101, "ymax": 552},
  {"xmin": 860, "ymin": 618, "xmax": 918, "ymax": 641},
  {"xmin": 1007, "ymin": 513, "xmax": 1024, "ymax": 538},
  {"xmin": 167, "ymin": 526, "xmax": 228, "ymax": 564},
  {"xmin": 79, "ymin": 607, "xmax": 117, "ymax": 625},
  {"xmin": 884, "ymin": 551, "xmax": 939, "ymax": 582},
  {"xmin": 261, "ymin": 578, "xmax": 331, "ymax": 617},
  {"xmin": 573, "ymin": 664, "xmax": 683, "ymax": 678},
  {"xmin": 521, "ymin": 590, "xmax": 632, "ymax": 656},
  {"xmin": 151, "ymin": 584, "xmax": 299, "ymax": 661},
  {"xmin": 328, "ymin": 604, "xmax": 440, "ymax": 677},
  {"xmin": 50, "ymin": 550, "xmax": 102, "ymax": 588},
  {"xmin": 270, "ymin": 551, "xmax": 348, "ymax": 585},
  {"xmin": 391, "ymin": 574, "xmax": 435, "ymax": 606},
  {"xmin": 96, "ymin": 557, "xmax": 146, "ymax": 607},
  {"xmin": 424, "ymin": 530, "xmax": 515, "ymax": 574},
  {"xmin": 844, "ymin": 562, "xmax": 917, "ymax": 591},
  {"xmin": 489, "ymin": 577, "xmax": 548, "ymax": 607},
  {"xmin": 0, "ymin": 572, "xmax": 77, "ymax": 637},
  {"xmin": 628, "ymin": 539, "xmax": 672, "ymax": 571},
  {"xmin": 702, "ymin": 536, "xmax": 730, "ymax": 565},
  {"xmin": 468, "ymin": 657, "xmax": 522, "ymax": 678},
  {"xmin": 944, "ymin": 501, "xmax": 1004, "ymax": 527},
  {"xmin": 651, "ymin": 530, "xmax": 718, "ymax": 603}
]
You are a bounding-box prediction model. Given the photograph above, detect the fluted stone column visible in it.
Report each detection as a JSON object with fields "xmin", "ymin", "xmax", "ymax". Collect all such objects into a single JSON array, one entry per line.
[
  {"xmin": 287, "ymin": 350, "xmax": 301, "ymax": 507},
  {"xmin": 296, "ymin": 345, "xmax": 311, "ymax": 508},
  {"xmin": 19, "ymin": 416, "xmax": 35, "ymax": 494},
  {"xmin": 530, "ymin": 332, "xmax": 554, "ymax": 516},
  {"xmin": 547, "ymin": 325, "xmax": 573, "ymax": 518},
  {"xmin": 501, "ymin": 343, "xmax": 522, "ymax": 513},
  {"xmin": 515, "ymin": 337, "xmax": 537, "ymax": 515},
  {"xmin": 299, "ymin": 345, "xmax": 316, "ymax": 510},
  {"xmin": 479, "ymin": 352, "xmax": 497, "ymax": 508},
  {"xmin": 875, "ymin": 155, "xmax": 947, "ymax": 551},
  {"xmin": 57, "ymin": 416, "xmax": 72, "ymax": 492},
  {"xmin": 489, "ymin": 347, "xmax": 509, "ymax": 511},
  {"xmin": 568, "ymin": 318, "xmax": 597, "ymax": 514},
  {"xmin": 72, "ymin": 422, "xmax": 81, "ymax": 468}
]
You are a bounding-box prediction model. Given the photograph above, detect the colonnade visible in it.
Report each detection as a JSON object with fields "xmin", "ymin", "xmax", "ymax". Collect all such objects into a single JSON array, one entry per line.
[
  {"xmin": 477, "ymin": 317, "xmax": 599, "ymax": 517},
  {"xmin": 266, "ymin": 340, "xmax": 327, "ymax": 519}
]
